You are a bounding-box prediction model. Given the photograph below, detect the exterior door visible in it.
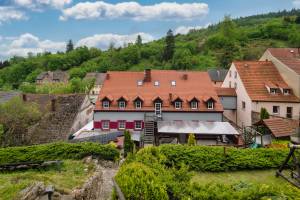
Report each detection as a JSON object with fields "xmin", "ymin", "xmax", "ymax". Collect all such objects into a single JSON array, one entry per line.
[
  {"xmin": 155, "ymin": 103, "xmax": 162, "ymax": 116},
  {"xmin": 287, "ymin": 107, "xmax": 293, "ymax": 119}
]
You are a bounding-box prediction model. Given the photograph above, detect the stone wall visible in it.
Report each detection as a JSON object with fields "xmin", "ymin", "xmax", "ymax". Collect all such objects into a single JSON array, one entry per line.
[{"xmin": 25, "ymin": 94, "xmax": 85, "ymax": 145}]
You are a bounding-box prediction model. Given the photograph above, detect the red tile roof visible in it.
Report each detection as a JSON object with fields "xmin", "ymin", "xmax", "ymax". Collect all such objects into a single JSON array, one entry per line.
[
  {"xmin": 234, "ymin": 61, "xmax": 299, "ymax": 102},
  {"xmin": 263, "ymin": 118, "xmax": 295, "ymax": 138},
  {"xmin": 95, "ymin": 70, "xmax": 223, "ymax": 112},
  {"xmin": 216, "ymin": 88, "xmax": 237, "ymax": 97},
  {"xmin": 267, "ymin": 48, "xmax": 300, "ymax": 75}
]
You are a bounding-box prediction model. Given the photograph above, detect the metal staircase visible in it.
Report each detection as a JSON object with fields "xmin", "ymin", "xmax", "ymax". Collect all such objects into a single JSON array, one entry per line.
[{"xmin": 143, "ymin": 113, "xmax": 160, "ymax": 146}]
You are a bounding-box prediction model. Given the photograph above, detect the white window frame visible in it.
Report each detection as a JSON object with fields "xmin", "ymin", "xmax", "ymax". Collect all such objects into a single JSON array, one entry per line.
[
  {"xmin": 137, "ymin": 80, "xmax": 143, "ymax": 86},
  {"xmin": 283, "ymin": 89, "xmax": 290, "ymax": 95},
  {"xmin": 155, "ymin": 102, "xmax": 162, "ymax": 116},
  {"xmin": 174, "ymin": 101, "xmax": 182, "ymax": 109},
  {"xmin": 119, "ymin": 101, "xmax": 126, "ymax": 109},
  {"xmin": 171, "ymin": 81, "xmax": 176, "ymax": 86},
  {"xmin": 118, "ymin": 121, "xmax": 126, "ymax": 130},
  {"xmin": 273, "ymin": 106, "xmax": 280, "ymax": 114},
  {"xmin": 191, "ymin": 101, "xmax": 198, "ymax": 109},
  {"xmin": 207, "ymin": 101, "xmax": 214, "ymax": 110},
  {"xmin": 103, "ymin": 101, "xmax": 110, "ymax": 109},
  {"xmin": 102, "ymin": 120, "xmax": 110, "ymax": 130},
  {"xmin": 270, "ymin": 88, "xmax": 277, "ymax": 94},
  {"xmin": 135, "ymin": 100, "xmax": 142, "ymax": 109},
  {"xmin": 154, "ymin": 81, "xmax": 160, "ymax": 86},
  {"xmin": 135, "ymin": 121, "xmax": 142, "ymax": 130}
]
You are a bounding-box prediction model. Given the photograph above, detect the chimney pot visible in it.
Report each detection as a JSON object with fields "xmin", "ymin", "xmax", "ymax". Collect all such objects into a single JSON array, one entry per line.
[
  {"xmin": 144, "ymin": 69, "xmax": 151, "ymax": 82},
  {"xmin": 182, "ymin": 74, "xmax": 188, "ymax": 80}
]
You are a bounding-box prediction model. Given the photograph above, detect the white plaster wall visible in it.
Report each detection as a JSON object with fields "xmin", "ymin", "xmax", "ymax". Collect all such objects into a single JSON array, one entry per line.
[
  {"xmin": 222, "ymin": 63, "xmax": 253, "ymax": 127},
  {"xmin": 252, "ymin": 101, "xmax": 300, "ymax": 120},
  {"xmin": 260, "ymin": 51, "xmax": 300, "ymax": 98}
]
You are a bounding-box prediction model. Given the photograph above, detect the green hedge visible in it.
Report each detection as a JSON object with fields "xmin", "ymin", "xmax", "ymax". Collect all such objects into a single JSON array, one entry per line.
[
  {"xmin": 157, "ymin": 145, "xmax": 288, "ymax": 172},
  {"xmin": 0, "ymin": 142, "xmax": 119, "ymax": 164}
]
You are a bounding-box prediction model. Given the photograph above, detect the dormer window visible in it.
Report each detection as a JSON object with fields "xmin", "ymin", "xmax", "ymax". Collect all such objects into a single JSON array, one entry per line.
[
  {"xmin": 207, "ymin": 101, "xmax": 214, "ymax": 110},
  {"xmin": 174, "ymin": 101, "xmax": 182, "ymax": 109},
  {"xmin": 283, "ymin": 89, "xmax": 290, "ymax": 95},
  {"xmin": 103, "ymin": 101, "xmax": 110, "ymax": 109},
  {"xmin": 135, "ymin": 100, "xmax": 142, "ymax": 109},
  {"xmin": 119, "ymin": 101, "xmax": 126, "ymax": 109},
  {"xmin": 270, "ymin": 88, "xmax": 277, "ymax": 94},
  {"xmin": 191, "ymin": 101, "xmax": 198, "ymax": 109},
  {"xmin": 154, "ymin": 81, "xmax": 160, "ymax": 86}
]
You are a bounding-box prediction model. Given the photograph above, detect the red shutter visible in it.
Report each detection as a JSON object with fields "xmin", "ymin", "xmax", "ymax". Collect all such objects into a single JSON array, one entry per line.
[
  {"xmin": 94, "ymin": 121, "xmax": 101, "ymax": 129},
  {"xmin": 126, "ymin": 122, "xmax": 134, "ymax": 129},
  {"xmin": 110, "ymin": 121, "xmax": 118, "ymax": 129}
]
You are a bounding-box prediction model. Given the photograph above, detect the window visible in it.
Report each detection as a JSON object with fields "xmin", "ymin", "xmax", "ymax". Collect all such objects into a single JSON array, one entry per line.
[
  {"xmin": 135, "ymin": 121, "xmax": 142, "ymax": 130},
  {"xmin": 234, "ymin": 71, "xmax": 237, "ymax": 78},
  {"xmin": 175, "ymin": 101, "xmax": 182, "ymax": 109},
  {"xmin": 135, "ymin": 100, "xmax": 142, "ymax": 109},
  {"xmin": 171, "ymin": 80, "xmax": 176, "ymax": 86},
  {"xmin": 103, "ymin": 101, "xmax": 110, "ymax": 109},
  {"xmin": 229, "ymin": 70, "xmax": 232, "ymax": 77},
  {"xmin": 229, "ymin": 81, "xmax": 231, "ymax": 88},
  {"xmin": 102, "ymin": 120, "xmax": 110, "ymax": 130},
  {"xmin": 242, "ymin": 101, "xmax": 246, "ymax": 110},
  {"xmin": 155, "ymin": 102, "xmax": 162, "ymax": 116},
  {"xmin": 270, "ymin": 88, "xmax": 277, "ymax": 94},
  {"xmin": 283, "ymin": 89, "xmax": 290, "ymax": 95},
  {"xmin": 234, "ymin": 82, "xmax": 237, "ymax": 89},
  {"xmin": 191, "ymin": 101, "xmax": 198, "ymax": 109},
  {"xmin": 137, "ymin": 80, "xmax": 143, "ymax": 86},
  {"xmin": 118, "ymin": 121, "xmax": 126, "ymax": 130},
  {"xmin": 207, "ymin": 101, "xmax": 214, "ymax": 110},
  {"xmin": 273, "ymin": 106, "xmax": 280, "ymax": 114},
  {"xmin": 154, "ymin": 81, "xmax": 160, "ymax": 86},
  {"xmin": 119, "ymin": 101, "xmax": 126, "ymax": 109},
  {"xmin": 287, "ymin": 107, "xmax": 293, "ymax": 118}
]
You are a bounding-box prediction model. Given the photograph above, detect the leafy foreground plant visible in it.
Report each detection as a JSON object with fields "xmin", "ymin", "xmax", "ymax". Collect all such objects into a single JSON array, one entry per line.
[{"xmin": 115, "ymin": 145, "xmax": 300, "ymax": 200}]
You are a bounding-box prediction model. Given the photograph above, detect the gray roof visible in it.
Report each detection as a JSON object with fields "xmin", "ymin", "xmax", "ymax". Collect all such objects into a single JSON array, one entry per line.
[
  {"xmin": 208, "ymin": 68, "xmax": 228, "ymax": 82},
  {"xmin": 36, "ymin": 70, "xmax": 69, "ymax": 81},
  {"xmin": 0, "ymin": 92, "xmax": 20, "ymax": 104},
  {"xmin": 157, "ymin": 121, "xmax": 239, "ymax": 135},
  {"xmin": 84, "ymin": 73, "xmax": 106, "ymax": 85}
]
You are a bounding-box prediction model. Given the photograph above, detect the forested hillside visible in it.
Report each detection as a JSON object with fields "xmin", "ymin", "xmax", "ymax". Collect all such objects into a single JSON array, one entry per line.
[{"xmin": 1, "ymin": 9, "xmax": 300, "ymax": 90}]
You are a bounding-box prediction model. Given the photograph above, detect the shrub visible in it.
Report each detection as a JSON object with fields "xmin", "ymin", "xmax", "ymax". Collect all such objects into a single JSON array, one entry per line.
[
  {"xmin": 187, "ymin": 134, "xmax": 196, "ymax": 146},
  {"xmin": 115, "ymin": 162, "xmax": 168, "ymax": 200},
  {"xmin": 0, "ymin": 142, "xmax": 120, "ymax": 164},
  {"xmin": 123, "ymin": 130, "xmax": 134, "ymax": 157},
  {"xmin": 260, "ymin": 107, "xmax": 270, "ymax": 120}
]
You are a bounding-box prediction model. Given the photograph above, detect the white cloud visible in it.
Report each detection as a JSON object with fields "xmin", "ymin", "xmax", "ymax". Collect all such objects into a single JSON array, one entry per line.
[
  {"xmin": 174, "ymin": 23, "xmax": 211, "ymax": 35},
  {"xmin": 0, "ymin": 6, "xmax": 27, "ymax": 24},
  {"xmin": 0, "ymin": 33, "xmax": 65, "ymax": 58},
  {"xmin": 76, "ymin": 32, "xmax": 154, "ymax": 49},
  {"xmin": 293, "ymin": 0, "xmax": 300, "ymax": 8},
  {"xmin": 60, "ymin": 1, "xmax": 209, "ymax": 21},
  {"xmin": 14, "ymin": 0, "xmax": 72, "ymax": 9}
]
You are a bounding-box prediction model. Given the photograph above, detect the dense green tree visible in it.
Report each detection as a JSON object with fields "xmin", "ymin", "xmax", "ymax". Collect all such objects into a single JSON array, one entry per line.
[
  {"xmin": 136, "ymin": 35, "xmax": 142, "ymax": 47},
  {"xmin": 163, "ymin": 29, "xmax": 175, "ymax": 61},
  {"xmin": 66, "ymin": 40, "xmax": 74, "ymax": 53},
  {"xmin": 124, "ymin": 130, "xmax": 134, "ymax": 157},
  {"xmin": 220, "ymin": 15, "xmax": 237, "ymax": 38},
  {"xmin": 172, "ymin": 49, "xmax": 193, "ymax": 70},
  {"xmin": 296, "ymin": 15, "xmax": 300, "ymax": 24},
  {"xmin": 260, "ymin": 107, "xmax": 270, "ymax": 120}
]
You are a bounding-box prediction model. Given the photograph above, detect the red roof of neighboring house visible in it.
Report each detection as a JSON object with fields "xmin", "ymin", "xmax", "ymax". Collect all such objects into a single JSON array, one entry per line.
[
  {"xmin": 95, "ymin": 70, "xmax": 223, "ymax": 112},
  {"xmin": 233, "ymin": 61, "xmax": 299, "ymax": 102},
  {"xmin": 262, "ymin": 118, "xmax": 295, "ymax": 138},
  {"xmin": 267, "ymin": 48, "xmax": 300, "ymax": 75},
  {"xmin": 216, "ymin": 88, "xmax": 237, "ymax": 97}
]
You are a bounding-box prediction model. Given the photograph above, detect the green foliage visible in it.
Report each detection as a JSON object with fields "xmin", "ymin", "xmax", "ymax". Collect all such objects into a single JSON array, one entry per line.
[
  {"xmin": 260, "ymin": 107, "xmax": 270, "ymax": 120},
  {"xmin": 162, "ymin": 29, "xmax": 175, "ymax": 61},
  {"xmin": 124, "ymin": 130, "xmax": 134, "ymax": 157},
  {"xmin": 0, "ymin": 97, "xmax": 42, "ymax": 146},
  {"xmin": 0, "ymin": 142, "xmax": 119, "ymax": 164},
  {"xmin": 187, "ymin": 134, "xmax": 196, "ymax": 146},
  {"xmin": 115, "ymin": 162, "xmax": 168, "ymax": 200},
  {"xmin": 135, "ymin": 35, "xmax": 142, "ymax": 47},
  {"xmin": 66, "ymin": 40, "xmax": 74, "ymax": 53},
  {"xmin": 172, "ymin": 49, "xmax": 193, "ymax": 70}
]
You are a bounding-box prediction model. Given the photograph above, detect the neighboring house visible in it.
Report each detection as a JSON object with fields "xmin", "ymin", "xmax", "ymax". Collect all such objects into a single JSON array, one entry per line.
[
  {"xmin": 0, "ymin": 91, "xmax": 20, "ymax": 104},
  {"xmin": 36, "ymin": 70, "xmax": 69, "ymax": 84},
  {"xmin": 215, "ymin": 87, "xmax": 237, "ymax": 123},
  {"xmin": 260, "ymin": 48, "xmax": 300, "ymax": 98},
  {"xmin": 94, "ymin": 69, "xmax": 240, "ymax": 146},
  {"xmin": 208, "ymin": 68, "xmax": 228, "ymax": 87},
  {"xmin": 222, "ymin": 61, "xmax": 300, "ymax": 128},
  {"xmin": 84, "ymin": 72, "xmax": 106, "ymax": 103}
]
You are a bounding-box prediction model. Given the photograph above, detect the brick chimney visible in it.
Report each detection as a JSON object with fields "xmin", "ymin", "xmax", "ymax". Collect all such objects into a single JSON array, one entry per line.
[
  {"xmin": 144, "ymin": 69, "xmax": 151, "ymax": 82},
  {"xmin": 182, "ymin": 74, "xmax": 188, "ymax": 80}
]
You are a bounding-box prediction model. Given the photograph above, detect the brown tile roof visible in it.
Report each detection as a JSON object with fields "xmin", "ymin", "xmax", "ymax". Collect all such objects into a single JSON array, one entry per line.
[
  {"xmin": 263, "ymin": 118, "xmax": 295, "ymax": 138},
  {"xmin": 234, "ymin": 61, "xmax": 299, "ymax": 102},
  {"xmin": 216, "ymin": 88, "xmax": 237, "ymax": 97},
  {"xmin": 95, "ymin": 70, "xmax": 223, "ymax": 112},
  {"xmin": 267, "ymin": 48, "xmax": 300, "ymax": 75}
]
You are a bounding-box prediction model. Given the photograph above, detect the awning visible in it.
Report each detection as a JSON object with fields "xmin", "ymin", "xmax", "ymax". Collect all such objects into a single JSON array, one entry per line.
[{"xmin": 157, "ymin": 121, "xmax": 239, "ymax": 135}]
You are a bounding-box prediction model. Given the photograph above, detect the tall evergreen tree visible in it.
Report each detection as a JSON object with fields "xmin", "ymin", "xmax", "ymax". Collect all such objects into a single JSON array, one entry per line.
[
  {"xmin": 163, "ymin": 29, "xmax": 175, "ymax": 61},
  {"xmin": 136, "ymin": 35, "xmax": 142, "ymax": 47},
  {"xmin": 66, "ymin": 40, "xmax": 74, "ymax": 53}
]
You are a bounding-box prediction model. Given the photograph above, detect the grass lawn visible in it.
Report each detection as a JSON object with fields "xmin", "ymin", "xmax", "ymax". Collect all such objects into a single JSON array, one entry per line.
[
  {"xmin": 192, "ymin": 170, "xmax": 300, "ymax": 197},
  {"xmin": 0, "ymin": 160, "xmax": 95, "ymax": 200}
]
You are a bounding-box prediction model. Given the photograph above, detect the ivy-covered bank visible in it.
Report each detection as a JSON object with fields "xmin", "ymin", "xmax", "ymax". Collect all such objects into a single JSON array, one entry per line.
[{"xmin": 115, "ymin": 145, "xmax": 299, "ymax": 200}]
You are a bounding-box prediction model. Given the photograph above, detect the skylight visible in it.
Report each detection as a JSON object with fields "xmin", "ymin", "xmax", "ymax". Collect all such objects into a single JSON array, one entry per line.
[
  {"xmin": 154, "ymin": 81, "xmax": 160, "ymax": 86},
  {"xmin": 171, "ymin": 81, "xmax": 176, "ymax": 86},
  {"xmin": 137, "ymin": 80, "xmax": 143, "ymax": 86}
]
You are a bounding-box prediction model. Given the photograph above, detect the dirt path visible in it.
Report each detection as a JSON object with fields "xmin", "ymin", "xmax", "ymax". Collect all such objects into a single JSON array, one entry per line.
[{"xmin": 98, "ymin": 164, "xmax": 119, "ymax": 200}]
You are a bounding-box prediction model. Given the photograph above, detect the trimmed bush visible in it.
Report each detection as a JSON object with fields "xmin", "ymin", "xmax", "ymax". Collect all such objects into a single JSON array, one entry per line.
[
  {"xmin": 115, "ymin": 162, "xmax": 168, "ymax": 200},
  {"xmin": 0, "ymin": 142, "xmax": 119, "ymax": 164}
]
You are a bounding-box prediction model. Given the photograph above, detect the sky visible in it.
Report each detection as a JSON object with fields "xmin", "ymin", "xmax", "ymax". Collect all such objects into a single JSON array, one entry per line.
[{"xmin": 0, "ymin": 0, "xmax": 299, "ymax": 60}]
